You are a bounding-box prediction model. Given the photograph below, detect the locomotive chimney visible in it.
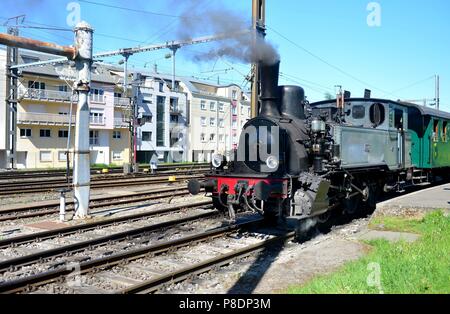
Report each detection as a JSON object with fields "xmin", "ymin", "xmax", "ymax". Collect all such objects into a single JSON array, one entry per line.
[{"xmin": 259, "ymin": 61, "xmax": 281, "ymax": 118}]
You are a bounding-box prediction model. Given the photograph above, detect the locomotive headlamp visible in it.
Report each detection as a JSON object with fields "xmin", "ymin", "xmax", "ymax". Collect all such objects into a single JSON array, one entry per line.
[
  {"xmin": 212, "ymin": 153, "xmax": 225, "ymax": 168},
  {"xmin": 266, "ymin": 155, "xmax": 279, "ymax": 170},
  {"xmin": 311, "ymin": 118, "xmax": 326, "ymax": 133}
]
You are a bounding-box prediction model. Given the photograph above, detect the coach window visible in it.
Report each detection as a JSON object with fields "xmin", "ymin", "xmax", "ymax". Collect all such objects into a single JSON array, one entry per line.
[
  {"xmin": 443, "ymin": 121, "xmax": 448, "ymax": 142},
  {"xmin": 352, "ymin": 105, "xmax": 365, "ymax": 119},
  {"xmin": 433, "ymin": 120, "xmax": 439, "ymax": 142}
]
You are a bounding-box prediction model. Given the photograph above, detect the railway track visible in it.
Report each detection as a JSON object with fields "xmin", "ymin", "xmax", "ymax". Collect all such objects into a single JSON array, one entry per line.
[
  {"xmin": 0, "ymin": 214, "xmax": 283, "ymax": 294},
  {"xmin": 0, "ymin": 164, "xmax": 209, "ymax": 181},
  {"xmin": 0, "ymin": 174, "xmax": 205, "ymax": 196},
  {"xmin": 0, "ymin": 186, "xmax": 195, "ymax": 223},
  {"xmin": 0, "ymin": 201, "xmax": 221, "ymax": 293}
]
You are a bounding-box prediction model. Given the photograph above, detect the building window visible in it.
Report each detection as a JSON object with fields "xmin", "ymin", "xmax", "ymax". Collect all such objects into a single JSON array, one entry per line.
[
  {"xmin": 58, "ymin": 151, "xmax": 67, "ymax": 162},
  {"xmin": 28, "ymin": 81, "xmax": 45, "ymax": 90},
  {"xmin": 201, "ymin": 117, "xmax": 207, "ymax": 126},
  {"xmin": 200, "ymin": 100, "xmax": 206, "ymax": 110},
  {"xmin": 40, "ymin": 129, "xmax": 51, "ymax": 138},
  {"xmin": 210, "ymin": 134, "xmax": 216, "ymax": 142},
  {"xmin": 90, "ymin": 111, "xmax": 105, "ymax": 125},
  {"xmin": 90, "ymin": 130, "xmax": 99, "ymax": 146},
  {"xmin": 232, "ymin": 106, "xmax": 237, "ymax": 115},
  {"xmin": 90, "ymin": 88, "xmax": 104, "ymax": 102},
  {"xmin": 170, "ymin": 115, "xmax": 179, "ymax": 123},
  {"xmin": 159, "ymin": 82, "xmax": 164, "ymax": 92},
  {"xmin": 210, "ymin": 102, "xmax": 216, "ymax": 111},
  {"xmin": 59, "ymin": 85, "xmax": 68, "ymax": 92},
  {"xmin": 113, "ymin": 131, "xmax": 121, "ymax": 139},
  {"xmin": 200, "ymin": 133, "xmax": 206, "ymax": 142},
  {"xmin": 143, "ymin": 114, "xmax": 153, "ymax": 123},
  {"xmin": 232, "ymin": 120, "xmax": 237, "ymax": 129},
  {"xmin": 210, "ymin": 118, "xmax": 216, "ymax": 127},
  {"xmin": 112, "ymin": 151, "xmax": 123, "ymax": 161},
  {"xmin": 156, "ymin": 96, "xmax": 166, "ymax": 146},
  {"xmin": 219, "ymin": 119, "xmax": 224, "ymax": 128},
  {"xmin": 219, "ymin": 102, "xmax": 225, "ymax": 112},
  {"xmin": 20, "ymin": 129, "xmax": 32, "ymax": 138},
  {"xmin": 219, "ymin": 134, "xmax": 225, "ymax": 143},
  {"xmin": 58, "ymin": 130, "xmax": 69, "ymax": 138},
  {"xmin": 40, "ymin": 151, "xmax": 52, "ymax": 162},
  {"xmin": 170, "ymin": 98, "xmax": 179, "ymax": 112},
  {"xmin": 114, "ymin": 92, "xmax": 123, "ymax": 98},
  {"xmin": 232, "ymin": 90, "xmax": 237, "ymax": 100},
  {"xmin": 142, "ymin": 131, "xmax": 152, "ymax": 142}
]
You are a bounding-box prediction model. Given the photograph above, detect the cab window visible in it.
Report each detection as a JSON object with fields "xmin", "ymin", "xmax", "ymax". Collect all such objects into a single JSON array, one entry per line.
[{"xmin": 352, "ymin": 105, "xmax": 365, "ymax": 119}]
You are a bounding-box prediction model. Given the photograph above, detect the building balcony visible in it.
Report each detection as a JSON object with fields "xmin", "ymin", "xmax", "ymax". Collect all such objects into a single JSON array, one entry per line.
[
  {"xmin": 114, "ymin": 118, "xmax": 129, "ymax": 129},
  {"xmin": 90, "ymin": 116, "xmax": 106, "ymax": 126},
  {"xmin": 17, "ymin": 112, "xmax": 109, "ymax": 127},
  {"xmin": 17, "ymin": 112, "xmax": 76, "ymax": 126},
  {"xmin": 21, "ymin": 88, "xmax": 77, "ymax": 103},
  {"xmin": 170, "ymin": 107, "xmax": 184, "ymax": 116},
  {"xmin": 114, "ymin": 97, "xmax": 131, "ymax": 108}
]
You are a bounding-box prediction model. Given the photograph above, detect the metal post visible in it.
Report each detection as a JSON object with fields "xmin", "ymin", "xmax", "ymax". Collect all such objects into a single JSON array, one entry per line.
[
  {"xmin": 73, "ymin": 22, "xmax": 93, "ymax": 219},
  {"xmin": 170, "ymin": 46, "xmax": 179, "ymax": 91},
  {"xmin": 251, "ymin": 0, "xmax": 266, "ymax": 118},
  {"xmin": 436, "ymin": 75, "xmax": 440, "ymax": 111}
]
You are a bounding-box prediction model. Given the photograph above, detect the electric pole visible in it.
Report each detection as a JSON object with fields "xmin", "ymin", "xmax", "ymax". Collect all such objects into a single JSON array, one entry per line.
[
  {"xmin": 435, "ymin": 75, "xmax": 440, "ymax": 111},
  {"xmin": 4, "ymin": 15, "xmax": 24, "ymax": 169},
  {"xmin": 251, "ymin": 0, "xmax": 266, "ymax": 118}
]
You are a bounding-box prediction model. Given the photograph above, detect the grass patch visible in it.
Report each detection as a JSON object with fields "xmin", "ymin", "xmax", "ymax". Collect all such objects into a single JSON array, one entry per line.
[{"xmin": 287, "ymin": 210, "xmax": 450, "ymax": 294}]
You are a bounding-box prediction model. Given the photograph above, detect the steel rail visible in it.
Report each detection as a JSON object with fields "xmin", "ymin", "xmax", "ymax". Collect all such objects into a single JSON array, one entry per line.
[
  {"xmin": 0, "ymin": 205, "xmax": 216, "ymax": 275},
  {"xmin": 0, "ymin": 200, "xmax": 212, "ymax": 250},
  {"xmin": 0, "ymin": 164, "xmax": 209, "ymax": 179},
  {"xmin": 121, "ymin": 231, "xmax": 295, "ymax": 294},
  {"xmin": 0, "ymin": 175, "xmax": 204, "ymax": 196},
  {"xmin": 0, "ymin": 188, "xmax": 193, "ymax": 223},
  {"xmin": 0, "ymin": 218, "xmax": 263, "ymax": 294},
  {"xmin": 0, "ymin": 170, "xmax": 207, "ymax": 188}
]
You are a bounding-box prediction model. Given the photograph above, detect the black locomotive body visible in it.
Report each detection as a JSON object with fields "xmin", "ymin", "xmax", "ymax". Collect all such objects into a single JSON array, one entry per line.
[{"xmin": 188, "ymin": 61, "xmax": 449, "ymax": 233}]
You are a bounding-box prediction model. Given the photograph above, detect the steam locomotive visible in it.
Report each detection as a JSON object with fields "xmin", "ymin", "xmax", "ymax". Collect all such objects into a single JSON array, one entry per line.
[{"xmin": 188, "ymin": 61, "xmax": 450, "ymax": 236}]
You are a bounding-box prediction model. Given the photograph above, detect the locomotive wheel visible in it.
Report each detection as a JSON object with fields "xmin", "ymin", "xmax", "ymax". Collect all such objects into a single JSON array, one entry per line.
[{"xmin": 212, "ymin": 196, "xmax": 228, "ymax": 213}]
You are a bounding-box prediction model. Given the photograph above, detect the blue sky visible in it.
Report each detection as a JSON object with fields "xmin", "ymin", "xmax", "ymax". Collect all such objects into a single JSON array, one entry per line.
[{"xmin": 1, "ymin": 0, "xmax": 449, "ymax": 111}]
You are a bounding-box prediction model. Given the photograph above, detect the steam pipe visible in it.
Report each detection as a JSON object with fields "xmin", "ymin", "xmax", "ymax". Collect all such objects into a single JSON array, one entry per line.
[{"xmin": 0, "ymin": 33, "xmax": 77, "ymax": 59}]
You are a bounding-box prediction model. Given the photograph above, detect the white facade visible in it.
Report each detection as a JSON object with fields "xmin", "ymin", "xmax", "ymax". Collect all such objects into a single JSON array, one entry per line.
[
  {"xmin": 180, "ymin": 80, "xmax": 251, "ymax": 162},
  {"xmin": 136, "ymin": 73, "xmax": 188, "ymax": 163}
]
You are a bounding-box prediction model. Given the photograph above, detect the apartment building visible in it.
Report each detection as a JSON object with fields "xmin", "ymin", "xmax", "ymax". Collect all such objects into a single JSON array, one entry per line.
[
  {"xmin": 136, "ymin": 72, "xmax": 188, "ymax": 164},
  {"xmin": 2, "ymin": 49, "xmax": 131, "ymax": 169},
  {"xmin": 180, "ymin": 79, "xmax": 251, "ymax": 162}
]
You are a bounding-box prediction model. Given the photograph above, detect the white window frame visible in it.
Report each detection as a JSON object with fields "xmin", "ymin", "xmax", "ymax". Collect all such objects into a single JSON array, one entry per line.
[
  {"xmin": 112, "ymin": 151, "xmax": 123, "ymax": 161},
  {"xmin": 58, "ymin": 151, "xmax": 67, "ymax": 162},
  {"xmin": 210, "ymin": 118, "xmax": 216, "ymax": 127},
  {"xmin": 40, "ymin": 129, "xmax": 51, "ymax": 138},
  {"xmin": 200, "ymin": 100, "xmax": 207, "ymax": 111},
  {"xmin": 210, "ymin": 133, "xmax": 216, "ymax": 142},
  {"xmin": 113, "ymin": 131, "xmax": 122, "ymax": 139},
  {"xmin": 219, "ymin": 102, "xmax": 225, "ymax": 112},
  {"xmin": 20, "ymin": 128, "xmax": 32, "ymax": 138},
  {"xmin": 201, "ymin": 117, "xmax": 207, "ymax": 126},
  {"xmin": 40, "ymin": 151, "xmax": 52, "ymax": 162},
  {"xmin": 200, "ymin": 133, "xmax": 206, "ymax": 142},
  {"xmin": 219, "ymin": 119, "xmax": 224, "ymax": 128},
  {"xmin": 90, "ymin": 130, "xmax": 99, "ymax": 146},
  {"xmin": 210, "ymin": 101, "xmax": 216, "ymax": 111},
  {"xmin": 58, "ymin": 129, "xmax": 69, "ymax": 138}
]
